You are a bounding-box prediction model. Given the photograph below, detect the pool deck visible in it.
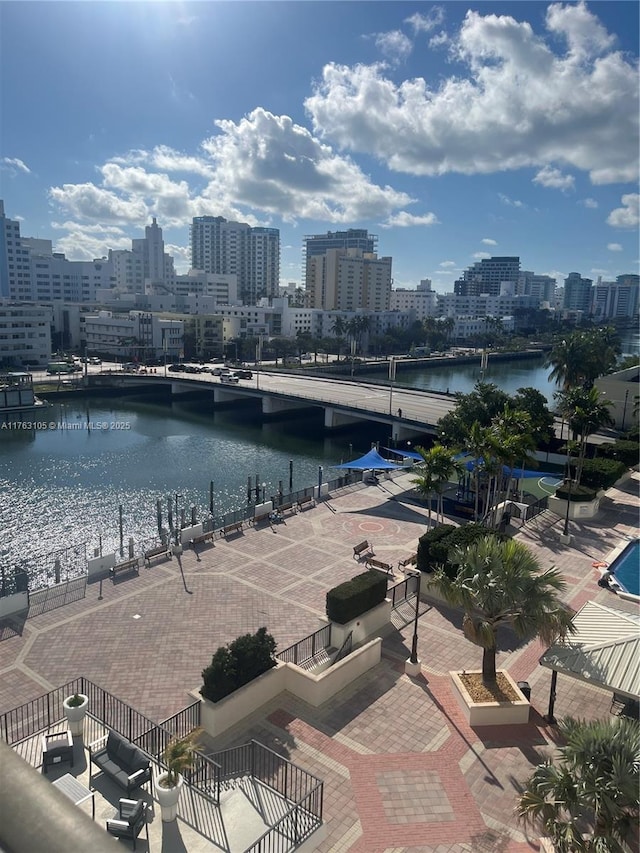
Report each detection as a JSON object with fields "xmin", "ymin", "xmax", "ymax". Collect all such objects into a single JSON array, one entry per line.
[{"xmin": 1, "ymin": 469, "xmax": 639, "ymax": 852}]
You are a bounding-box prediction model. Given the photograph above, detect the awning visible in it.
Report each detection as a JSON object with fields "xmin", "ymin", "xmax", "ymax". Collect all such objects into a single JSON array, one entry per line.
[
  {"xmin": 383, "ymin": 447, "xmax": 424, "ymax": 461},
  {"xmin": 462, "ymin": 457, "xmax": 561, "ymax": 480},
  {"xmin": 540, "ymin": 601, "xmax": 640, "ymax": 699},
  {"xmin": 333, "ymin": 448, "xmax": 404, "ymax": 471}
]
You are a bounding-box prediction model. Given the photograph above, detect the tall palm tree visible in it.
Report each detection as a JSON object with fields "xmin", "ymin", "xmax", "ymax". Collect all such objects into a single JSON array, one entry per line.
[
  {"xmin": 411, "ymin": 445, "xmax": 438, "ymax": 524},
  {"xmin": 556, "ymin": 387, "xmax": 614, "ymax": 483},
  {"xmin": 490, "ymin": 405, "xmax": 536, "ymax": 520},
  {"xmin": 466, "ymin": 421, "xmax": 489, "ymax": 522},
  {"xmin": 428, "ymin": 536, "xmax": 575, "ymax": 683},
  {"xmin": 431, "ymin": 444, "xmax": 464, "ymax": 524},
  {"xmin": 546, "ymin": 336, "xmax": 585, "ymax": 390},
  {"xmin": 517, "ymin": 716, "xmax": 640, "ymax": 852}
]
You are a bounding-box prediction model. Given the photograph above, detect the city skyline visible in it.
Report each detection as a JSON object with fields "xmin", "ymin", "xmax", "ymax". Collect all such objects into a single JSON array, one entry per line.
[{"xmin": 1, "ymin": 1, "xmax": 638, "ymax": 292}]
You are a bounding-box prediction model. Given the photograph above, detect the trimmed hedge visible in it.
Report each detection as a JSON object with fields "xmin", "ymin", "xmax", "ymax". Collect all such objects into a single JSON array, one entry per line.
[
  {"xmin": 417, "ymin": 523, "xmax": 506, "ymax": 580},
  {"xmin": 326, "ymin": 571, "xmax": 388, "ymax": 624},
  {"xmin": 597, "ymin": 440, "xmax": 639, "ymax": 468},
  {"xmin": 201, "ymin": 626, "xmax": 277, "ymax": 703},
  {"xmin": 554, "ymin": 482, "xmax": 597, "ymax": 502},
  {"xmin": 578, "ymin": 458, "xmax": 628, "ymax": 490}
]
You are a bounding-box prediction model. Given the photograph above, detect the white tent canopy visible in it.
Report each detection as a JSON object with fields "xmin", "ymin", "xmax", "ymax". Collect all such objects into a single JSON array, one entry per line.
[{"xmin": 540, "ymin": 601, "xmax": 640, "ymax": 700}]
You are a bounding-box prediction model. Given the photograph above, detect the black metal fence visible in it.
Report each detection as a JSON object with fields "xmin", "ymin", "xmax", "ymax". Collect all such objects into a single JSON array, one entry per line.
[
  {"xmin": 277, "ymin": 624, "xmax": 332, "ymax": 666},
  {"xmin": 388, "ymin": 573, "xmax": 419, "ymax": 609},
  {"xmin": 524, "ymin": 495, "xmax": 549, "ymax": 523}
]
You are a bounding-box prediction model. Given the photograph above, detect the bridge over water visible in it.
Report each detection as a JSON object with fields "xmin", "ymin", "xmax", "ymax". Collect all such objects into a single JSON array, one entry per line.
[{"xmin": 87, "ymin": 369, "xmax": 457, "ymax": 441}]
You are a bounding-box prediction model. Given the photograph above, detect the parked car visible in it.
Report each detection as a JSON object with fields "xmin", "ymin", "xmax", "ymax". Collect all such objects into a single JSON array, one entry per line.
[
  {"xmin": 234, "ymin": 369, "xmax": 253, "ymax": 380},
  {"xmin": 168, "ymin": 363, "xmax": 184, "ymax": 372},
  {"xmin": 89, "ymin": 357, "xmax": 102, "ymax": 365},
  {"xmin": 219, "ymin": 370, "xmax": 239, "ymax": 383}
]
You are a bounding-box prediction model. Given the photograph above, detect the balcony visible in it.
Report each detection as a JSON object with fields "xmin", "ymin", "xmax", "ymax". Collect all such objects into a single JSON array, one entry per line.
[{"xmin": 1, "ymin": 677, "xmax": 324, "ymax": 853}]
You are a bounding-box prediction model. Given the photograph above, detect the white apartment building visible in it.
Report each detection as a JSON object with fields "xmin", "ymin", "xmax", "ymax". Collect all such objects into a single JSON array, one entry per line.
[
  {"xmin": 0, "ymin": 301, "xmax": 52, "ymax": 367},
  {"xmin": 172, "ymin": 270, "xmax": 238, "ymax": 304},
  {"xmin": 591, "ymin": 275, "xmax": 639, "ymax": 321},
  {"xmin": 306, "ymin": 249, "xmax": 392, "ymax": 311},
  {"xmin": 0, "ymin": 201, "xmax": 33, "ymax": 299},
  {"xmin": 190, "ymin": 216, "xmax": 280, "ymax": 304},
  {"xmin": 390, "ymin": 284, "xmax": 437, "ymax": 320},
  {"xmin": 518, "ymin": 271, "xmax": 556, "ymax": 302},
  {"xmin": 437, "ymin": 292, "xmax": 539, "ymax": 319},
  {"xmin": 28, "ymin": 251, "xmax": 115, "ymax": 303},
  {"xmin": 451, "ymin": 315, "xmax": 515, "ymax": 341},
  {"xmin": 84, "ymin": 311, "xmax": 183, "ymax": 360},
  {"xmin": 110, "ymin": 217, "xmax": 176, "ymax": 294}
]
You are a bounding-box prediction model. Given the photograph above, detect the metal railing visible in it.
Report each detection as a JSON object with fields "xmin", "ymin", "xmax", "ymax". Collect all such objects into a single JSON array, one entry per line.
[
  {"xmin": 246, "ymin": 781, "xmax": 324, "ymax": 853},
  {"xmin": 326, "ymin": 470, "xmax": 362, "ymax": 492},
  {"xmin": 388, "ymin": 573, "xmax": 419, "ymax": 609},
  {"xmin": 524, "ymin": 495, "xmax": 549, "ymax": 523},
  {"xmin": 277, "ymin": 624, "xmax": 332, "ymax": 666},
  {"xmin": 331, "ymin": 631, "xmax": 352, "ymax": 666}
]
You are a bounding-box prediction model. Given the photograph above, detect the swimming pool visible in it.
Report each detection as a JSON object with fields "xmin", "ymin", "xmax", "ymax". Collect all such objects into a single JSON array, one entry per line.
[{"xmin": 610, "ymin": 540, "xmax": 640, "ymax": 597}]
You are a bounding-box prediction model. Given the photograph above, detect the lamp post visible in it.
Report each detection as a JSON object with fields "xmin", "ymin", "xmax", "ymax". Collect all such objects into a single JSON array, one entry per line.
[
  {"xmin": 388, "ymin": 355, "xmax": 396, "ymax": 416},
  {"xmin": 559, "ymin": 445, "xmax": 575, "ymax": 545},
  {"xmin": 174, "ymin": 493, "xmax": 182, "ymax": 546},
  {"xmin": 261, "ymin": 482, "xmax": 266, "ymax": 504},
  {"xmin": 621, "ymin": 388, "xmax": 630, "ymax": 431},
  {"xmin": 405, "ymin": 570, "xmax": 422, "ymax": 676}
]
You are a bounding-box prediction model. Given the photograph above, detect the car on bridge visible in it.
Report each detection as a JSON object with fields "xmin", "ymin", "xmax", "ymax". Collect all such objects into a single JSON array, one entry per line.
[{"xmin": 234, "ymin": 369, "xmax": 253, "ymax": 380}]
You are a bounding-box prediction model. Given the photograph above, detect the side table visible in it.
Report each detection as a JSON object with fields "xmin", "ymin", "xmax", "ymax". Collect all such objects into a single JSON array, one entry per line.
[{"xmin": 42, "ymin": 730, "xmax": 74, "ymax": 774}]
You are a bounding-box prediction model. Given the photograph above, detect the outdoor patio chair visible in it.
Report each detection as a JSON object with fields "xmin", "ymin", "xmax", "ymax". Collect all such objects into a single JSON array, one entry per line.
[{"xmin": 105, "ymin": 798, "xmax": 148, "ymax": 850}]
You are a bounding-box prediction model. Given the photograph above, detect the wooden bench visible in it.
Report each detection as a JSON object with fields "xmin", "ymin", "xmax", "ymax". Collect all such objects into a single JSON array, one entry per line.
[
  {"xmin": 110, "ymin": 557, "xmax": 140, "ymax": 579},
  {"xmin": 253, "ymin": 512, "xmax": 272, "ymax": 526},
  {"xmin": 278, "ymin": 501, "xmax": 296, "ymax": 516},
  {"xmin": 366, "ymin": 557, "xmax": 394, "ymax": 576},
  {"xmin": 353, "ymin": 540, "xmax": 374, "ymax": 560},
  {"xmin": 190, "ymin": 529, "xmax": 215, "ymax": 548},
  {"xmin": 222, "ymin": 521, "xmax": 243, "ymax": 538},
  {"xmin": 398, "ymin": 553, "xmax": 418, "ymax": 572},
  {"xmin": 144, "ymin": 544, "xmax": 169, "ymax": 566},
  {"xmin": 297, "ymin": 495, "xmax": 315, "ymax": 511}
]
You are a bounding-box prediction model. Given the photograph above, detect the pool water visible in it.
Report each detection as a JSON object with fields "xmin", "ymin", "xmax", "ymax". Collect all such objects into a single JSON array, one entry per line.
[{"xmin": 611, "ymin": 540, "xmax": 640, "ymax": 597}]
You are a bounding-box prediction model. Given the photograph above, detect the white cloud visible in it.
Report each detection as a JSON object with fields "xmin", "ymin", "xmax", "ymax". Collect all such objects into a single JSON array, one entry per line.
[
  {"xmin": 2, "ymin": 157, "xmax": 31, "ymax": 174},
  {"xmin": 305, "ymin": 6, "xmax": 638, "ymax": 184},
  {"xmin": 380, "ymin": 211, "xmax": 438, "ymax": 228},
  {"xmin": 498, "ymin": 193, "xmax": 525, "ymax": 208},
  {"xmin": 373, "ymin": 30, "xmax": 413, "ymax": 63},
  {"xmin": 439, "ymin": 260, "xmax": 456, "ymax": 268},
  {"xmin": 607, "ymin": 194, "xmax": 639, "ymax": 229},
  {"xmin": 49, "ymin": 220, "xmax": 131, "ymax": 260},
  {"xmin": 607, "ymin": 242, "xmax": 623, "ymax": 252},
  {"xmin": 428, "ymin": 31, "xmax": 449, "ymax": 49},
  {"xmin": 473, "ymin": 251, "xmax": 491, "ymax": 259},
  {"xmin": 48, "ymin": 107, "xmax": 418, "ymax": 249},
  {"xmin": 590, "ymin": 268, "xmax": 610, "ymax": 276},
  {"xmin": 404, "ymin": 7, "xmax": 445, "ymax": 34},
  {"xmin": 533, "ymin": 166, "xmax": 575, "ymax": 191},
  {"xmin": 481, "ymin": 238, "xmax": 498, "ymax": 245},
  {"xmin": 581, "ymin": 197, "xmax": 598, "ymax": 209}
]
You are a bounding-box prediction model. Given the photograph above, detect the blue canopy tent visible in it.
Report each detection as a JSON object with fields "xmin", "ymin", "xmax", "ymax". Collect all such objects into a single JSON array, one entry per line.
[
  {"xmin": 462, "ymin": 458, "xmax": 560, "ymax": 480},
  {"xmin": 333, "ymin": 448, "xmax": 404, "ymax": 471},
  {"xmin": 383, "ymin": 447, "xmax": 424, "ymax": 462}
]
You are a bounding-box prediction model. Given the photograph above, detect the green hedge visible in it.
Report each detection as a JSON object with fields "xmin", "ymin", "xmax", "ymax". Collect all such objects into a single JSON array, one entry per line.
[
  {"xmin": 201, "ymin": 627, "xmax": 277, "ymax": 703},
  {"xmin": 578, "ymin": 458, "xmax": 628, "ymax": 490},
  {"xmin": 326, "ymin": 571, "xmax": 388, "ymax": 624},
  {"xmin": 554, "ymin": 482, "xmax": 597, "ymax": 502},
  {"xmin": 416, "ymin": 523, "xmax": 506, "ymax": 580},
  {"xmin": 597, "ymin": 440, "xmax": 639, "ymax": 468}
]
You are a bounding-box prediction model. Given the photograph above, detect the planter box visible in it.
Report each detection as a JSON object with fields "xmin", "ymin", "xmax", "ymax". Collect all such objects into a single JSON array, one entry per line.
[
  {"xmin": 449, "ymin": 670, "xmax": 530, "ymax": 726},
  {"xmin": 548, "ymin": 494, "xmax": 600, "ymax": 521},
  {"xmin": 328, "ymin": 598, "xmax": 392, "ymax": 648}
]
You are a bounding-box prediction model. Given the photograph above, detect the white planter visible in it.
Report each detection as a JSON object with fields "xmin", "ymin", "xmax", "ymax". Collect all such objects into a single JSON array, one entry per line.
[
  {"xmin": 449, "ymin": 671, "xmax": 530, "ymax": 726},
  {"xmin": 155, "ymin": 772, "xmax": 184, "ymax": 822},
  {"xmin": 62, "ymin": 693, "xmax": 89, "ymax": 737}
]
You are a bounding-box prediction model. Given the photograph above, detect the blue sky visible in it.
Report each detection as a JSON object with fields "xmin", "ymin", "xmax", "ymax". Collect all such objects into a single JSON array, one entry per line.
[{"xmin": 1, "ymin": 1, "xmax": 638, "ymax": 292}]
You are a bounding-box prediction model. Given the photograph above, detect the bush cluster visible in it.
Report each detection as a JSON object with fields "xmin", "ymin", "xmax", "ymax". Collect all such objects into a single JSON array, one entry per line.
[
  {"xmin": 201, "ymin": 627, "xmax": 277, "ymax": 703},
  {"xmin": 578, "ymin": 458, "xmax": 628, "ymax": 490},
  {"xmin": 554, "ymin": 482, "xmax": 597, "ymax": 502},
  {"xmin": 326, "ymin": 571, "xmax": 388, "ymax": 624},
  {"xmin": 416, "ymin": 523, "xmax": 507, "ymax": 580},
  {"xmin": 597, "ymin": 439, "xmax": 639, "ymax": 469}
]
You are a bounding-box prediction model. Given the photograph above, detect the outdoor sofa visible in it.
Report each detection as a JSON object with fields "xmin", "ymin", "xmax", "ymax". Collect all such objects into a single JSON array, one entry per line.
[{"xmin": 89, "ymin": 729, "xmax": 152, "ymax": 795}]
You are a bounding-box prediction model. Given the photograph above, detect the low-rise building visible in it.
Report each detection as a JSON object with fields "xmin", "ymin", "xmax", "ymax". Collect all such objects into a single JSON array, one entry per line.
[
  {"xmin": 84, "ymin": 311, "xmax": 183, "ymax": 361},
  {"xmin": 0, "ymin": 301, "xmax": 52, "ymax": 367}
]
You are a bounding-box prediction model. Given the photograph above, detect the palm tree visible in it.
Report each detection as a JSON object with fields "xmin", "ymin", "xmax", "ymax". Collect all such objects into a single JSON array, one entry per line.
[
  {"xmin": 428, "ymin": 536, "xmax": 575, "ymax": 683},
  {"xmin": 411, "ymin": 445, "xmax": 438, "ymax": 524},
  {"xmin": 430, "ymin": 444, "xmax": 464, "ymax": 524},
  {"xmin": 490, "ymin": 405, "xmax": 536, "ymax": 521},
  {"xmin": 517, "ymin": 716, "xmax": 640, "ymax": 852},
  {"xmin": 466, "ymin": 421, "xmax": 489, "ymax": 522},
  {"xmin": 556, "ymin": 387, "xmax": 614, "ymax": 484},
  {"xmin": 546, "ymin": 336, "xmax": 585, "ymax": 390}
]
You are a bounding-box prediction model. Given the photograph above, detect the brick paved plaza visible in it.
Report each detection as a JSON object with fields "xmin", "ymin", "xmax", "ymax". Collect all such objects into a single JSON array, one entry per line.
[{"xmin": 1, "ymin": 470, "xmax": 638, "ymax": 852}]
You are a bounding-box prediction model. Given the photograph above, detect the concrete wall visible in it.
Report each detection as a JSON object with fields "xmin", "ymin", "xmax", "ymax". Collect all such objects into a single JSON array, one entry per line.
[
  {"xmin": 328, "ymin": 599, "xmax": 392, "ymax": 647},
  {"xmin": 195, "ymin": 638, "xmax": 383, "ymax": 739},
  {"xmin": 548, "ymin": 495, "xmax": 600, "ymax": 520},
  {"xmin": 449, "ymin": 670, "xmax": 530, "ymax": 726}
]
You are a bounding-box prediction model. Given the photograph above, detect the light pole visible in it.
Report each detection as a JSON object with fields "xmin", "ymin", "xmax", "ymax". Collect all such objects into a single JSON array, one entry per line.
[
  {"xmin": 388, "ymin": 355, "xmax": 396, "ymax": 416},
  {"xmin": 559, "ymin": 444, "xmax": 575, "ymax": 545},
  {"xmin": 405, "ymin": 570, "xmax": 422, "ymax": 675},
  {"xmin": 174, "ymin": 493, "xmax": 182, "ymax": 546},
  {"xmin": 621, "ymin": 388, "xmax": 630, "ymax": 431},
  {"xmin": 261, "ymin": 482, "xmax": 266, "ymax": 504}
]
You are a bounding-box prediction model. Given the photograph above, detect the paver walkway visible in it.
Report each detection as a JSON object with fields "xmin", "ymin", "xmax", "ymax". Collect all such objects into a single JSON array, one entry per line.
[{"xmin": 1, "ymin": 470, "xmax": 638, "ymax": 852}]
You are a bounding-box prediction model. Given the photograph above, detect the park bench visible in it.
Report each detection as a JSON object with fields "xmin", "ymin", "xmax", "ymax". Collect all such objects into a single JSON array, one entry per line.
[
  {"xmin": 398, "ymin": 553, "xmax": 418, "ymax": 572},
  {"xmin": 190, "ymin": 529, "xmax": 215, "ymax": 548},
  {"xmin": 110, "ymin": 557, "xmax": 140, "ymax": 579},
  {"xmin": 253, "ymin": 511, "xmax": 272, "ymax": 526},
  {"xmin": 144, "ymin": 544, "xmax": 169, "ymax": 566},
  {"xmin": 222, "ymin": 521, "xmax": 243, "ymax": 538},
  {"xmin": 297, "ymin": 495, "xmax": 315, "ymax": 511},
  {"xmin": 366, "ymin": 557, "xmax": 394, "ymax": 576},
  {"xmin": 278, "ymin": 501, "xmax": 297, "ymax": 516},
  {"xmin": 353, "ymin": 540, "xmax": 374, "ymax": 560}
]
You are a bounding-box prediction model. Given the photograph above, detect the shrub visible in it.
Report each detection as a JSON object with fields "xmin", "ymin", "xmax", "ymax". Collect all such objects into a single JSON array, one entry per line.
[
  {"xmin": 597, "ymin": 439, "xmax": 639, "ymax": 468},
  {"xmin": 326, "ymin": 571, "xmax": 388, "ymax": 624},
  {"xmin": 417, "ymin": 523, "xmax": 505, "ymax": 579},
  {"xmin": 201, "ymin": 627, "xmax": 277, "ymax": 703},
  {"xmin": 554, "ymin": 482, "xmax": 597, "ymax": 501},
  {"xmin": 578, "ymin": 457, "xmax": 628, "ymax": 490}
]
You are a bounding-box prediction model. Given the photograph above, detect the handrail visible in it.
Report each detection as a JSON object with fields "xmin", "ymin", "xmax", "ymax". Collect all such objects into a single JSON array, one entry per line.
[
  {"xmin": 331, "ymin": 631, "xmax": 352, "ymax": 666},
  {"xmin": 277, "ymin": 624, "xmax": 331, "ymax": 666},
  {"xmin": 244, "ymin": 780, "xmax": 324, "ymax": 853}
]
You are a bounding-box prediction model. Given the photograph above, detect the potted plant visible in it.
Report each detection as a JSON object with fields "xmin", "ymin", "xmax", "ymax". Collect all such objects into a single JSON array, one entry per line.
[
  {"xmin": 62, "ymin": 691, "xmax": 89, "ymax": 737},
  {"xmin": 155, "ymin": 728, "xmax": 202, "ymax": 822}
]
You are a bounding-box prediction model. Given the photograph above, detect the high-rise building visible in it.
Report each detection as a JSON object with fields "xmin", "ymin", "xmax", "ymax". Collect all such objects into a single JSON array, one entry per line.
[
  {"xmin": 454, "ymin": 257, "xmax": 520, "ymax": 297},
  {"xmin": 110, "ymin": 217, "xmax": 175, "ymax": 294},
  {"xmin": 590, "ymin": 274, "xmax": 638, "ymax": 320},
  {"xmin": 563, "ymin": 272, "xmax": 593, "ymax": 313},
  {"xmin": 306, "ymin": 248, "xmax": 392, "ymax": 311},
  {"xmin": 0, "ymin": 200, "xmax": 31, "ymax": 299},
  {"xmin": 518, "ymin": 271, "xmax": 556, "ymax": 303},
  {"xmin": 303, "ymin": 229, "xmax": 377, "ymax": 289},
  {"xmin": 190, "ymin": 216, "xmax": 279, "ymax": 304}
]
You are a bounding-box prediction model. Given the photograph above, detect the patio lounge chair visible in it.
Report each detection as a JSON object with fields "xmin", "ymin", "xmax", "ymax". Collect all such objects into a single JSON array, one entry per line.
[{"xmin": 106, "ymin": 798, "xmax": 148, "ymax": 849}]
